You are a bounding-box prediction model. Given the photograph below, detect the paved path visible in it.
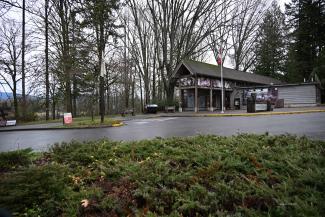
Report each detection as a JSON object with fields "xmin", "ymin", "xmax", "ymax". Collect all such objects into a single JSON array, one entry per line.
[
  {"xmin": 0, "ymin": 112, "xmax": 325, "ymax": 152},
  {"xmin": 0, "ymin": 122, "xmax": 62, "ymax": 131}
]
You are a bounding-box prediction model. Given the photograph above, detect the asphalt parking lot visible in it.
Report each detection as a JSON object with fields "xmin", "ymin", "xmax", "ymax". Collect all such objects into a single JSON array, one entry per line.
[{"xmin": 1, "ymin": 112, "xmax": 325, "ymax": 152}]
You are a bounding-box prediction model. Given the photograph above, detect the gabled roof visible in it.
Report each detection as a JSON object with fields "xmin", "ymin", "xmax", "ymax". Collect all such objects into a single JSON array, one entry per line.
[{"xmin": 173, "ymin": 60, "xmax": 282, "ymax": 85}]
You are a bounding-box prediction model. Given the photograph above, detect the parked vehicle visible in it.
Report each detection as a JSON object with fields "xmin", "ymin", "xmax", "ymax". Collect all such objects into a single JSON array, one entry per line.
[{"xmin": 0, "ymin": 107, "xmax": 16, "ymax": 127}]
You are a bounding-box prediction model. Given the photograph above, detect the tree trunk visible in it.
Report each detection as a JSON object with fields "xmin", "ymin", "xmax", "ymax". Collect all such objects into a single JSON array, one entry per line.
[
  {"xmin": 99, "ymin": 76, "xmax": 105, "ymax": 122},
  {"xmin": 13, "ymin": 78, "xmax": 18, "ymax": 120},
  {"xmin": 72, "ymin": 75, "xmax": 77, "ymax": 117},
  {"xmin": 52, "ymin": 98, "xmax": 56, "ymax": 120},
  {"xmin": 98, "ymin": 18, "xmax": 105, "ymax": 123},
  {"xmin": 132, "ymin": 77, "xmax": 135, "ymax": 112},
  {"xmin": 139, "ymin": 76, "xmax": 143, "ymax": 113},
  {"xmin": 106, "ymin": 87, "xmax": 110, "ymax": 115},
  {"xmin": 152, "ymin": 58, "xmax": 156, "ymax": 102},
  {"xmin": 144, "ymin": 81, "xmax": 150, "ymax": 105},
  {"xmin": 66, "ymin": 80, "xmax": 72, "ymax": 112},
  {"xmin": 45, "ymin": 0, "xmax": 49, "ymax": 120},
  {"xmin": 59, "ymin": 0, "xmax": 72, "ymax": 113},
  {"xmin": 166, "ymin": 85, "xmax": 175, "ymax": 105},
  {"xmin": 21, "ymin": 0, "xmax": 26, "ymax": 118}
]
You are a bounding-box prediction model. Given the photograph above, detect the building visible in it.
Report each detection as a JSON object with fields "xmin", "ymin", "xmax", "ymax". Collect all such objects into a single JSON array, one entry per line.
[{"xmin": 173, "ymin": 60, "xmax": 322, "ymax": 112}]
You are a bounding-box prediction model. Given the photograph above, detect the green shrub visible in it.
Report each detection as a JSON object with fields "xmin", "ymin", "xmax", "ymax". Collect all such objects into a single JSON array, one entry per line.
[
  {"xmin": 1, "ymin": 134, "xmax": 324, "ymax": 216},
  {"xmin": 0, "ymin": 164, "xmax": 71, "ymax": 216},
  {"xmin": 0, "ymin": 148, "xmax": 33, "ymax": 172}
]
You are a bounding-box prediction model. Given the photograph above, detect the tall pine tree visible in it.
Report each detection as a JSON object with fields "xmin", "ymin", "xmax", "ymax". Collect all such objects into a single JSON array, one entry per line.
[
  {"xmin": 254, "ymin": 1, "xmax": 286, "ymax": 80},
  {"xmin": 285, "ymin": 0, "xmax": 325, "ymax": 83}
]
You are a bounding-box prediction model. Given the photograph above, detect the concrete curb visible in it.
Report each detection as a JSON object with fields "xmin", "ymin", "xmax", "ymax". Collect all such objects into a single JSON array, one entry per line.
[
  {"xmin": 0, "ymin": 122, "xmax": 125, "ymax": 132},
  {"xmin": 144, "ymin": 109, "xmax": 325, "ymax": 119},
  {"xmin": 202, "ymin": 109, "xmax": 325, "ymax": 117},
  {"xmin": 0, "ymin": 109, "xmax": 324, "ymax": 132}
]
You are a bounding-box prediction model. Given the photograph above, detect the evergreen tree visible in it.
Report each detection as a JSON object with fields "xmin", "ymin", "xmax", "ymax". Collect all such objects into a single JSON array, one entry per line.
[
  {"xmin": 254, "ymin": 1, "xmax": 286, "ymax": 80},
  {"xmin": 285, "ymin": 0, "xmax": 325, "ymax": 83}
]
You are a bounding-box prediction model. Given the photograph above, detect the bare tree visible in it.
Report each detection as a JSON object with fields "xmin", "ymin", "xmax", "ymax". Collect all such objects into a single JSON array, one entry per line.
[
  {"xmin": 207, "ymin": 1, "xmax": 237, "ymax": 63},
  {"xmin": 0, "ymin": 19, "xmax": 22, "ymax": 118},
  {"xmin": 145, "ymin": 0, "xmax": 231, "ymax": 103},
  {"xmin": 127, "ymin": 2, "xmax": 156, "ymax": 105},
  {"xmin": 230, "ymin": 0, "xmax": 267, "ymax": 71}
]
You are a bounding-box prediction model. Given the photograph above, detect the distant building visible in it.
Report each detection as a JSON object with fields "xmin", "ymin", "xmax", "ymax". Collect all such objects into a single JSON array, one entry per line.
[{"xmin": 173, "ymin": 60, "xmax": 322, "ymax": 112}]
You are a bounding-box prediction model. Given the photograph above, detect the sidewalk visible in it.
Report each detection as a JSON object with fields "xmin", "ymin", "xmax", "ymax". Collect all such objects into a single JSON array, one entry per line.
[
  {"xmin": 0, "ymin": 122, "xmax": 63, "ymax": 131},
  {"xmin": 117, "ymin": 105, "xmax": 325, "ymax": 120},
  {"xmin": 1, "ymin": 106, "xmax": 324, "ymax": 131}
]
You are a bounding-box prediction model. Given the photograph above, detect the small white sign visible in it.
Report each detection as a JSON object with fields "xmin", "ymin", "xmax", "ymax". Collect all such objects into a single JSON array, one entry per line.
[
  {"xmin": 255, "ymin": 104, "xmax": 267, "ymax": 111},
  {"xmin": 6, "ymin": 120, "xmax": 16, "ymax": 126}
]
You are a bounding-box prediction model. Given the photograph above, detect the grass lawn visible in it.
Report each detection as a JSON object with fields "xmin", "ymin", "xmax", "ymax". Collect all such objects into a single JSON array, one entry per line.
[
  {"xmin": 19, "ymin": 115, "xmax": 121, "ymax": 126},
  {"xmin": 18, "ymin": 116, "xmax": 122, "ymax": 128},
  {"xmin": 19, "ymin": 118, "xmax": 62, "ymax": 125},
  {"xmin": 0, "ymin": 134, "xmax": 324, "ymax": 216},
  {"xmin": 58, "ymin": 116, "xmax": 122, "ymax": 128}
]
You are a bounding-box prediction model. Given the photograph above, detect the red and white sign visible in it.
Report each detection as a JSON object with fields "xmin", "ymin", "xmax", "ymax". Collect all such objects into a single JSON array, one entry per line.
[{"xmin": 63, "ymin": 113, "xmax": 73, "ymax": 124}]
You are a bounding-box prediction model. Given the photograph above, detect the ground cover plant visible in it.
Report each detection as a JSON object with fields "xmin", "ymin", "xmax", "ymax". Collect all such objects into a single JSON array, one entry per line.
[
  {"xmin": 0, "ymin": 134, "xmax": 324, "ymax": 216},
  {"xmin": 18, "ymin": 115, "xmax": 120, "ymax": 127},
  {"xmin": 58, "ymin": 117, "xmax": 122, "ymax": 128}
]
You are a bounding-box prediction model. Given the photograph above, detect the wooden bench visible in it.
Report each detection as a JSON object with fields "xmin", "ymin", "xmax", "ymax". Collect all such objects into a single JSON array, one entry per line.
[
  {"xmin": 121, "ymin": 109, "xmax": 135, "ymax": 117},
  {"xmin": 164, "ymin": 106, "xmax": 175, "ymax": 113}
]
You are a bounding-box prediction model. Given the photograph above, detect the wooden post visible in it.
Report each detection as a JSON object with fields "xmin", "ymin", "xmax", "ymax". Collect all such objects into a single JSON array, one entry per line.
[
  {"xmin": 210, "ymin": 88, "xmax": 213, "ymax": 112},
  {"xmin": 179, "ymin": 89, "xmax": 183, "ymax": 112},
  {"xmin": 195, "ymin": 77, "xmax": 198, "ymax": 112}
]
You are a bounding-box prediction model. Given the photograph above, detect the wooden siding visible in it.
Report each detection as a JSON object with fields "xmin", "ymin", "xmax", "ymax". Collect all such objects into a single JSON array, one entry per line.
[{"xmin": 278, "ymin": 85, "xmax": 316, "ymax": 106}]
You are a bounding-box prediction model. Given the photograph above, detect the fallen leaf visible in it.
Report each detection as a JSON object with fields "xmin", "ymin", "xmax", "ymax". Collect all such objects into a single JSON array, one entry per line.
[{"xmin": 81, "ymin": 199, "xmax": 90, "ymax": 208}]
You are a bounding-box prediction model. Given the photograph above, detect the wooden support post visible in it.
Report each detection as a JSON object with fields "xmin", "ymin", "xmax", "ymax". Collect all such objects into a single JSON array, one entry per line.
[
  {"xmin": 210, "ymin": 88, "xmax": 213, "ymax": 112},
  {"xmin": 195, "ymin": 77, "xmax": 198, "ymax": 112},
  {"xmin": 179, "ymin": 89, "xmax": 182, "ymax": 112},
  {"xmin": 195, "ymin": 87, "xmax": 198, "ymax": 112}
]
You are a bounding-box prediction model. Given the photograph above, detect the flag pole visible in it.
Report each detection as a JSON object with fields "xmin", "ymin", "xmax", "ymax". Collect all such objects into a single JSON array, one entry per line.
[{"xmin": 220, "ymin": 48, "xmax": 224, "ymax": 113}]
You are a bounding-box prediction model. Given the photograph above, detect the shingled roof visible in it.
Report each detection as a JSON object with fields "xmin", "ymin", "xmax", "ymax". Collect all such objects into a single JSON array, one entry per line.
[{"xmin": 173, "ymin": 60, "xmax": 282, "ymax": 85}]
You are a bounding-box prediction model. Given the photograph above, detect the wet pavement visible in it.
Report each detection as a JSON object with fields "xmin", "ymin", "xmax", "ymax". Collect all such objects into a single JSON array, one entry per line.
[
  {"xmin": 0, "ymin": 112, "xmax": 325, "ymax": 152},
  {"xmin": 0, "ymin": 122, "xmax": 62, "ymax": 131}
]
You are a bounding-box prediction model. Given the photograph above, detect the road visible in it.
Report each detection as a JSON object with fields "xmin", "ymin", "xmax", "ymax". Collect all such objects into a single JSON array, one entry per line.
[{"xmin": 1, "ymin": 112, "xmax": 325, "ymax": 152}]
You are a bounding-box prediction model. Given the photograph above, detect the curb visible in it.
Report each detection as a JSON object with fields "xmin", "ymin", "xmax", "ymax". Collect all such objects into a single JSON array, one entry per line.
[
  {"xmin": 0, "ymin": 109, "xmax": 324, "ymax": 131},
  {"xmin": 130, "ymin": 109, "xmax": 325, "ymax": 119},
  {"xmin": 202, "ymin": 109, "xmax": 325, "ymax": 117},
  {"xmin": 0, "ymin": 122, "xmax": 125, "ymax": 132}
]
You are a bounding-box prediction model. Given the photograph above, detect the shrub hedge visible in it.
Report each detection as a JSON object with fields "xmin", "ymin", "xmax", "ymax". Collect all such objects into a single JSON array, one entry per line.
[{"xmin": 0, "ymin": 134, "xmax": 324, "ymax": 216}]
